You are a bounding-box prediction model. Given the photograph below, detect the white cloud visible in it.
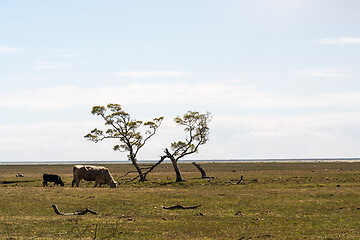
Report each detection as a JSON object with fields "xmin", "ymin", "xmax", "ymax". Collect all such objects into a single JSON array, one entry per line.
[
  {"xmin": 297, "ymin": 68, "xmax": 349, "ymax": 78},
  {"xmin": 51, "ymin": 49, "xmax": 88, "ymax": 58},
  {"xmin": 1, "ymin": 110, "xmax": 359, "ymax": 161},
  {"xmin": 215, "ymin": 112, "xmax": 360, "ymax": 138},
  {"xmin": 53, "ymin": 48, "xmax": 89, "ymax": 53},
  {"xmin": 0, "ymin": 89, "xmax": 359, "ymax": 160},
  {"xmin": 206, "ymin": 112, "xmax": 360, "ymax": 159},
  {"xmin": 0, "ymin": 46, "xmax": 21, "ymax": 52},
  {"xmin": 113, "ymin": 71, "xmax": 190, "ymax": 78},
  {"xmin": 36, "ymin": 62, "xmax": 72, "ymax": 69},
  {"xmin": 0, "ymin": 83, "xmax": 360, "ymax": 110},
  {"xmin": 0, "ymin": 119, "xmax": 191, "ymax": 161},
  {"xmin": 52, "ymin": 54, "xmax": 80, "ymax": 58},
  {"xmin": 313, "ymin": 37, "xmax": 360, "ymax": 44},
  {"xmin": 0, "ymin": 121, "xmax": 119, "ymax": 161}
]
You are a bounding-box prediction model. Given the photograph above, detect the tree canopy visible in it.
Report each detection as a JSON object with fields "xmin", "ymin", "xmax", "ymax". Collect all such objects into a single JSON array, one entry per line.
[
  {"xmin": 85, "ymin": 104, "xmax": 211, "ymax": 182},
  {"xmin": 85, "ymin": 104, "xmax": 163, "ymax": 181},
  {"xmin": 164, "ymin": 111, "xmax": 212, "ymax": 182}
]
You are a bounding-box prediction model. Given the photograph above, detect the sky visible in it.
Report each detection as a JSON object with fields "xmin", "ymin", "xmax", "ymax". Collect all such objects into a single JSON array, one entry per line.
[{"xmin": 0, "ymin": 0, "xmax": 360, "ymax": 161}]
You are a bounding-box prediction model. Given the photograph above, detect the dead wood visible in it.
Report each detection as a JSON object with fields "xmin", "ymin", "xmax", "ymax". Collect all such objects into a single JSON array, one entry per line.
[
  {"xmin": 162, "ymin": 204, "xmax": 201, "ymax": 210},
  {"xmin": 0, "ymin": 180, "xmax": 34, "ymax": 184},
  {"xmin": 123, "ymin": 156, "xmax": 167, "ymax": 183},
  {"xmin": 192, "ymin": 162, "xmax": 209, "ymax": 178},
  {"xmin": 52, "ymin": 204, "xmax": 98, "ymax": 216},
  {"xmin": 236, "ymin": 175, "xmax": 244, "ymax": 184}
]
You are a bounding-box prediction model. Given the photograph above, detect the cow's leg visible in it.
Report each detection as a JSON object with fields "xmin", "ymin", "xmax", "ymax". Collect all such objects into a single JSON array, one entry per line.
[
  {"xmin": 94, "ymin": 178, "xmax": 98, "ymax": 188},
  {"xmin": 76, "ymin": 177, "xmax": 81, "ymax": 187},
  {"xmin": 72, "ymin": 178, "xmax": 80, "ymax": 187},
  {"xmin": 43, "ymin": 181, "xmax": 47, "ymax": 187}
]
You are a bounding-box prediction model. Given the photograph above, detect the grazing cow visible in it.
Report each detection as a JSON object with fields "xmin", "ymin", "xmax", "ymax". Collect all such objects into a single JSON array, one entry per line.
[
  {"xmin": 43, "ymin": 173, "xmax": 64, "ymax": 187},
  {"xmin": 72, "ymin": 165, "xmax": 117, "ymax": 188},
  {"xmin": 16, "ymin": 173, "xmax": 24, "ymax": 177}
]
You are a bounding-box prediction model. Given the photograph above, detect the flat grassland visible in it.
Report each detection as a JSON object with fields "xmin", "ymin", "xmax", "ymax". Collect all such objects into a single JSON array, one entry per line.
[{"xmin": 1, "ymin": 162, "xmax": 360, "ymax": 239}]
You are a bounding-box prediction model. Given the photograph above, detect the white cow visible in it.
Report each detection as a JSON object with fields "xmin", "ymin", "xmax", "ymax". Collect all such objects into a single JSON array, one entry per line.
[{"xmin": 71, "ymin": 165, "xmax": 117, "ymax": 188}]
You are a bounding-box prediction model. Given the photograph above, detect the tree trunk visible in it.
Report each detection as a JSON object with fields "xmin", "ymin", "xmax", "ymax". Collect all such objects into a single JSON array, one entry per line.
[
  {"xmin": 172, "ymin": 159, "xmax": 183, "ymax": 182},
  {"xmin": 192, "ymin": 162, "xmax": 208, "ymax": 178},
  {"xmin": 129, "ymin": 156, "xmax": 146, "ymax": 181},
  {"xmin": 165, "ymin": 148, "xmax": 183, "ymax": 182}
]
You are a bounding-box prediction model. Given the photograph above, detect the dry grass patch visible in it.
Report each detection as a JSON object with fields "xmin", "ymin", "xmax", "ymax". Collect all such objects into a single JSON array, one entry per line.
[{"xmin": 1, "ymin": 162, "xmax": 360, "ymax": 239}]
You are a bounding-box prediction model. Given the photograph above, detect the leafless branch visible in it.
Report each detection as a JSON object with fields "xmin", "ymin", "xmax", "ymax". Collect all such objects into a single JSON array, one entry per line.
[
  {"xmin": 52, "ymin": 204, "xmax": 98, "ymax": 216},
  {"xmin": 162, "ymin": 204, "xmax": 201, "ymax": 210}
]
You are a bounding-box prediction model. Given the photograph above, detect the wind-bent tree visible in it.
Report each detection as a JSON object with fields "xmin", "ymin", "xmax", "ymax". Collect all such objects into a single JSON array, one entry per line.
[
  {"xmin": 84, "ymin": 104, "xmax": 163, "ymax": 182},
  {"xmin": 163, "ymin": 111, "xmax": 211, "ymax": 182}
]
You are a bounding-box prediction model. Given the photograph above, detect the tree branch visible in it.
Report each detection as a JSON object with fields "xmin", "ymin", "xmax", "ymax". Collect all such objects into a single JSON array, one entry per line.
[
  {"xmin": 176, "ymin": 132, "xmax": 205, "ymax": 160},
  {"xmin": 52, "ymin": 205, "xmax": 98, "ymax": 216},
  {"xmin": 122, "ymin": 156, "xmax": 167, "ymax": 183},
  {"xmin": 162, "ymin": 204, "xmax": 201, "ymax": 210},
  {"xmin": 142, "ymin": 155, "xmax": 167, "ymax": 177}
]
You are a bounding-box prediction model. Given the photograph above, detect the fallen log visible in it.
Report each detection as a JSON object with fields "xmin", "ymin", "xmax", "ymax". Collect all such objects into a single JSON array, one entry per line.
[
  {"xmin": 0, "ymin": 180, "xmax": 34, "ymax": 184},
  {"xmin": 162, "ymin": 204, "xmax": 201, "ymax": 210},
  {"xmin": 52, "ymin": 204, "xmax": 98, "ymax": 216}
]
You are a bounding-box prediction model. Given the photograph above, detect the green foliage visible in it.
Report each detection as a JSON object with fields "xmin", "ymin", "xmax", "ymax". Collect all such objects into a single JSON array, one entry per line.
[
  {"xmin": 170, "ymin": 111, "xmax": 211, "ymax": 159},
  {"xmin": 85, "ymin": 104, "xmax": 163, "ymax": 162}
]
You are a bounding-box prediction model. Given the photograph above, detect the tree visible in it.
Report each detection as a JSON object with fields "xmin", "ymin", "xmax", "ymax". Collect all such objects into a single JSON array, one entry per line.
[
  {"xmin": 84, "ymin": 104, "xmax": 163, "ymax": 182},
  {"xmin": 163, "ymin": 111, "xmax": 211, "ymax": 182}
]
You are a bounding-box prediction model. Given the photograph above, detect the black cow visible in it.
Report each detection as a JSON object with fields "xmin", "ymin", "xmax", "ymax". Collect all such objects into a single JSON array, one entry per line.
[{"xmin": 43, "ymin": 173, "xmax": 64, "ymax": 187}]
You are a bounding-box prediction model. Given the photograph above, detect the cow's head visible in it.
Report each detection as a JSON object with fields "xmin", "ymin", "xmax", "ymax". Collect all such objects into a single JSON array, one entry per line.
[
  {"xmin": 110, "ymin": 181, "xmax": 117, "ymax": 188},
  {"xmin": 58, "ymin": 176, "xmax": 65, "ymax": 187}
]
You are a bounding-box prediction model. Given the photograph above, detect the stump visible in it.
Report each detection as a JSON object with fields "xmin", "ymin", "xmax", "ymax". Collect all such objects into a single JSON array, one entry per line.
[{"xmin": 192, "ymin": 162, "xmax": 208, "ymax": 178}]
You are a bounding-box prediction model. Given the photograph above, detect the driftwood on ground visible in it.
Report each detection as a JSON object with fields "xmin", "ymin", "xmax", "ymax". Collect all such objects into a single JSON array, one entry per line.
[
  {"xmin": 162, "ymin": 204, "xmax": 201, "ymax": 210},
  {"xmin": 236, "ymin": 175, "xmax": 244, "ymax": 184},
  {"xmin": 0, "ymin": 180, "xmax": 34, "ymax": 184},
  {"xmin": 52, "ymin": 204, "xmax": 98, "ymax": 216}
]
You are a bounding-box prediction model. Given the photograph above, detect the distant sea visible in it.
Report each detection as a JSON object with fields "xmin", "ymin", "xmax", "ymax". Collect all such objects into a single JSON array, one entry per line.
[{"xmin": 0, "ymin": 158, "xmax": 360, "ymax": 165}]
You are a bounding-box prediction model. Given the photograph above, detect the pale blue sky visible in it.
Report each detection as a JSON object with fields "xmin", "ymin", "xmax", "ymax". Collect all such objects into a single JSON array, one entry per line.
[{"xmin": 1, "ymin": 1, "xmax": 360, "ymax": 161}]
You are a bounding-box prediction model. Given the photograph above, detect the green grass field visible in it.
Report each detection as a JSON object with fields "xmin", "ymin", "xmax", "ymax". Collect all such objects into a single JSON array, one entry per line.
[{"xmin": 1, "ymin": 162, "xmax": 360, "ymax": 239}]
